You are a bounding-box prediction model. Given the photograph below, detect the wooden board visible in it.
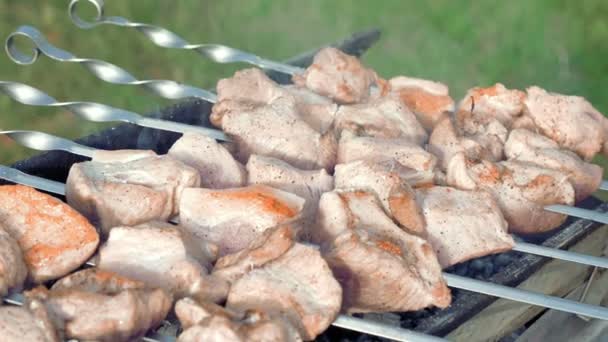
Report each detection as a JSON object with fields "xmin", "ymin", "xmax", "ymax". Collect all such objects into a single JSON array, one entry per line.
[{"xmin": 445, "ymin": 225, "xmax": 608, "ymax": 342}]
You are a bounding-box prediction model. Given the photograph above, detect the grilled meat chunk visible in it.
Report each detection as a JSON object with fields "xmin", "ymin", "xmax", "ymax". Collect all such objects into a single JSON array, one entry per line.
[
  {"xmin": 0, "ymin": 306, "xmax": 59, "ymax": 342},
  {"xmin": 524, "ymin": 86, "xmax": 606, "ymax": 160},
  {"xmin": 25, "ymin": 269, "xmax": 172, "ymax": 342},
  {"xmin": 246, "ymin": 155, "xmax": 333, "ymax": 223},
  {"xmin": 414, "ymin": 186, "xmax": 514, "ymax": 268},
  {"xmin": 0, "ymin": 185, "xmax": 99, "ymax": 283},
  {"xmin": 98, "ymin": 221, "xmax": 227, "ymax": 303},
  {"xmin": 456, "ymin": 83, "xmax": 526, "ymax": 128},
  {"xmin": 315, "ymin": 190, "xmax": 450, "ymax": 313},
  {"xmin": 226, "ymin": 242, "xmax": 341, "ymax": 340},
  {"xmin": 447, "ymin": 153, "xmax": 576, "ymax": 233},
  {"xmin": 215, "ymin": 96, "xmax": 337, "ymax": 171},
  {"xmin": 333, "ymin": 96, "xmax": 427, "ymax": 144},
  {"xmin": 168, "ymin": 132, "xmax": 247, "ymax": 189},
  {"xmin": 293, "ymin": 47, "xmax": 379, "ymax": 104},
  {"xmin": 216, "ymin": 68, "xmax": 285, "ymax": 106},
  {"xmin": 177, "ymin": 299, "xmax": 302, "ymax": 342},
  {"xmin": 66, "ymin": 155, "xmax": 199, "ymax": 235},
  {"xmin": 179, "ymin": 185, "xmax": 304, "ymax": 256},
  {"xmin": 334, "ymin": 160, "xmax": 426, "ymax": 235},
  {"xmin": 505, "ymin": 129, "xmax": 603, "ymax": 201},
  {"xmin": 0, "ymin": 227, "xmax": 27, "ymax": 297},
  {"xmin": 388, "ymin": 76, "xmax": 455, "ymax": 131},
  {"xmin": 281, "ymin": 85, "xmax": 338, "ymax": 133}
]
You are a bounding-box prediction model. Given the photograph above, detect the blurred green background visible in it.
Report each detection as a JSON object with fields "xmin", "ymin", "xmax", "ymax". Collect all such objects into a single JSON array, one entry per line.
[{"xmin": 0, "ymin": 0, "xmax": 607, "ymax": 165}]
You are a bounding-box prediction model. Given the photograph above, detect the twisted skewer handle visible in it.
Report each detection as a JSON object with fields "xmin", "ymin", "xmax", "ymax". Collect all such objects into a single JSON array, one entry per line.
[
  {"xmin": 68, "ymin": 0, "xmax": 304, "ymax": 75},
  {"xmin": 6, "ymin": 26, "xmax": 217, "ymax": 103}
]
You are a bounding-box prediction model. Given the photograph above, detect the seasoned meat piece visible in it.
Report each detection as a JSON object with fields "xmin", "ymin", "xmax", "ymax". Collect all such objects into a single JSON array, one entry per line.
[
  {"xmin": 414, "ymin": 186, "xmax": 514, "ymax": 267},
  {"xmin": 246, "ymin": 155, "xmax": 333, "ymax": 222},
  {"xmin": 0, "ymin": 185, "xmax": 99, "ymax": 283},
  {"xmin": 447, "ymin": 153, "xmax": 576, "ymax": 233},
  {"xmin": 179, "ymin": 185, "xmax": 304, "ymax": 256},
  {"xmin": 66, "ymin": 155, "xmax": 200, "ymax": 235},
  {"xmin": 168, "ymin": 132, "xmax": 247, "ymax": 189},
  {"xmin": 25, "ymin": 269, "xmax": 172, "ymax": 342},
  {"xmin": 213, "ymin": 225, "xmax": 295, "ymax": 284},
  {"xmin": 0, "ymin": 306, "xmax": 58, "ymax": 342},
  {"xmin": 333, "ymin": 96, "xmax": 427, "ymax": 144},
  {"xmin": 511, "ymin": 113, "xmax": 538, "ymax": 131},
  {"xmin": 282, "ymin": 85, "xmax": 338, "ymax": 133},
  {"xmin": 217, "ymin": 96, "xmax": 337, "ymax": 171},
  {"xmin": 428, "ymin": 116, "xmax": 506, "ymax": 170},
  {"xmin": 0, "ymin": 227, "xmax": 27, "ymax": 296},
  {"xmin": 315, "ymin": 190, "xmax": 450, "ymax": 312},
  {"xmin": 338, "ymin": 134, "xmax": 437, "ymax": 175},
  {"xmin": 227, "ymin": 243, "xmax": 342, "ymax": 340},
  {"xmin": 91, "ymin": 149, "xmax": 157, "ymax": 163},
  {"xmin": 524, "ymin": 86, "xmax": 606, "ymax": 160},
  {"xmin": 388, "ymin": 76, "xmax": 455, "ymax": 131},
  {"xmin": 177, "ymin": 299, "xmax": 301, "ymax": 342},
  {"xmin": 216, "ymin": 68, "xmax": 285, "ymax": 105},
  {"xmin": 505, "ymin": 129, "xmax": 602, "ymax": 201},
  {"xmin": 293, "ymin": 47, "xmax": 379, "ymax": 104},
  {"xmin": 334, "ymin": 160, "xmax": 426, "ymax": 235},
  {"xmin": 98, "ymin": 221, "xmax": 228, "ymax": 303},
  {"xmin": 456, "ymin": 83, "xmax": 526, "ymax": 128}
]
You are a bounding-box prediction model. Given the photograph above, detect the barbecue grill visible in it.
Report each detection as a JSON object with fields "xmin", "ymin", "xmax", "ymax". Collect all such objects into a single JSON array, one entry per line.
[{"xmin": 0, "ymin": 1, "xmax": 607, "ymax": 341}]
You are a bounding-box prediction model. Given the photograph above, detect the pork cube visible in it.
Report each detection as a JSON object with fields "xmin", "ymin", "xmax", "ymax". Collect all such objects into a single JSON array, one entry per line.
[
  {"xmin": 388, "ymin": 76, "xmax": 455, "ymax": 131},
  {"xmin": 414, "ymin": 186, "xmax": 514, "ymax": 268},
  {"xmin": 0, "ymin": 185, "xmax": 99, "ymax": 283},
  {"xmin": 281, "ymin": 85, "xmax": 338, "ymax": 133},
  {"xmin": 456, "ymin": 83, "xmax": 526, "ymax": 128},
  {"xmin": 524, "ymin": 86, "xmax": 606, "ymax": 160},
  {"xmin": 168, "ymin": 132, "xmax": 247, "ymax": 189},
  {"xmin": 179, "ymin": 185, "xmax": 304, "ymax": 256},
  {"xmin": 97, "ymin": 221, "xmax": 228, "ymax": 303},
  {"xmin": 315, "ymin": 190, "xmax": 450, "ymax": 312},
  {"xmin": 246, "ymin": 154, "xmax": 333, "ymax": 223},
  {"xmin": 0, "ymin": 306, "xmax": 58, "ymax": 342},
  {"xmin": 217, "ymin": 96, "xmax": 337, "ymax": 171},
  {"xmin": 334, "ymin": 160, "xmax": 426, "ymax": 235},
  {"xmin": 333, "ymin": 96, "xmax": 427, "ymax": 144},
  {"xmin": 66, "ymin": 155, "xmax": 200, "ymax": 235},
  {"xmin": 0, "ymin": 227, "xmax": 27, "ymax": 296},
  {"xmin": 216, "ymin": 68, "xmax": 285, "ymax": 105},
  {"xmin": 292, "ymin": 47, "xmax": 379, "ymax": 104},
  {"xmin": 177, "ymin": 300, "xmax": 301, "ymax": 342},
  {"xmin": 25, "ymin": 269, "xmax": 172, "ymax": 342},
  {"xmin": 226, "ymin": 243, "xmax": 342, "ymax": 340},
  {"xmin": 447, "ymin": 153, "xmax": 576, "ymax": 233},
  {"xmin": 505, "ymin": 129, "xmax": 603, "ymax": 201}
]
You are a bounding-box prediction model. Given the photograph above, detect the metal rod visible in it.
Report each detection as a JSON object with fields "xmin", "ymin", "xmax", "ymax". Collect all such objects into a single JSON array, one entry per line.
[
  {"xmin": 5, "ymin": 26, "xmax": 217, "ymax": 103},
  {"xmin": 600, "ymin": 180, "xmax": 608, "ymax": 191},
  {"xmin": 68, "ymin": 0, "xmax": 304, "ymax": 76},
  {"xmin": 0, "ymin": 81, "xmax": 229, "ymax": 141},
  {"xmin": 545, "ymin": 204, "xmax": 608, "ymax": 225},
  {"xmin": 513, "ymin": 242, "xmax": 608, "ymax": 269},
  {"xmin": 332, "ymin": 315, "xmax": 447, "ymax": 342},
  {"xmin": 0, "ymin": 165, "xmax": 66, "ymax": 195}
]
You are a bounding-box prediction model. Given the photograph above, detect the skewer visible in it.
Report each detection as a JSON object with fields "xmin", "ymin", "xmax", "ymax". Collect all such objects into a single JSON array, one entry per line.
[
  {"xmin": 2, "ymin": 166, "xmax": 608, "ymax": 323},
  {"xmin": 67, "ymin": 0, "xmax": 304, "ymax": 76},
  {"xmin": 3, "ymin": 129, "xmax": 608, "ymax": 267},
  {"xmin": 0, "ymin": 81, "xmax": 229, "ymax": 141}
]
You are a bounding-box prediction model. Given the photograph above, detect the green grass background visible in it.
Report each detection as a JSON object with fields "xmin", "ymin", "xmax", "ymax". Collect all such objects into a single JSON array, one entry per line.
[{"xmin": 0, "ymin": 0, "xmax": 607, "ymax": 166}]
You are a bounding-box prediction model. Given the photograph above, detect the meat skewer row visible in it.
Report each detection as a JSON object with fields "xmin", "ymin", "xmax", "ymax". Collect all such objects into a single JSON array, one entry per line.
[
  {"xmin": 2, "ymin": 165, "xmax": 608, "ymax": 324},
  {"xmin": 3, "ymin": 129, "xmax": 608, "ymax": 269}
]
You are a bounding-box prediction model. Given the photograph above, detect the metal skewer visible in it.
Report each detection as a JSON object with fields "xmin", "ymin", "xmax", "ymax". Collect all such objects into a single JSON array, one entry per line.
[
  {"xmin": 2, "ymin": 166, "xmax": 608, "ymax": 323},
  {"xmin": 3, "ymin": 130, "xmax": 608, "ymax": 271},
  {"xmin": 0, "ymin": 81, "xmax": 229, "ymax": 141},
  {"xmin": 68, "ymin": 0, "xmax": 304, "ymax": 76}
]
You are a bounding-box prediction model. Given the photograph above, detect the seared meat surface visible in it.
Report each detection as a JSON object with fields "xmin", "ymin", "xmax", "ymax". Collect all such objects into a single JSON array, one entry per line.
[
  {"xmin": 179, "ymin": 185, "xmax": 304, "ymax": 256},
  {"xmin": 388, "ymin": 76, "xmax": 455, "ymax": 131},
  {"xmin": 334, "ymin": 160, "xmax": 426, "ymax": 235},
  {"xmin": 168, "ymin": 132, "xmax": 247, "ymax": 189},
  {"xmin": 447, "ymin": 153, "xmax": 575, "ymax": 233},
  {"xmin": 315, "ymin": 190, "xmax": 450, "ymax": 313},
  {"xmin": 281, "ymin": 84, "xmax": 338, "ymax": 133},
  {"xmin": 97, "ymin": 221, "xmax": 227, "ymax": 303},
  {"xmin": 0, "ymin": 185, "xmax": 99, "ymax": 283},
  {"xmin": 505, "ymin": 129, "xmax": 602, "ymax": 201},
  {"xmin": 0, "ymin": 227, "xmax": 27, "ymax": 297},
  {"xmin": 66, "ymin": 155, "xmax": 199, "ymax": 235},
  {"xmin": 293, "ymin": 47, "xmax": 380, "ymax": 104},
  {"xmin": 456, "ymin": 83, "xmax": 526, "ymax": 128},
  {"xmin": 25, "ymin": 269, "xmax": 172, "ymax": 342},
  {"xmin": 0, "ymin": 306, "xmax": 58, "ymax": 342},
  {"xmin": 414, "ymin": 186, "xmax": 514, "ymax": 268}
]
